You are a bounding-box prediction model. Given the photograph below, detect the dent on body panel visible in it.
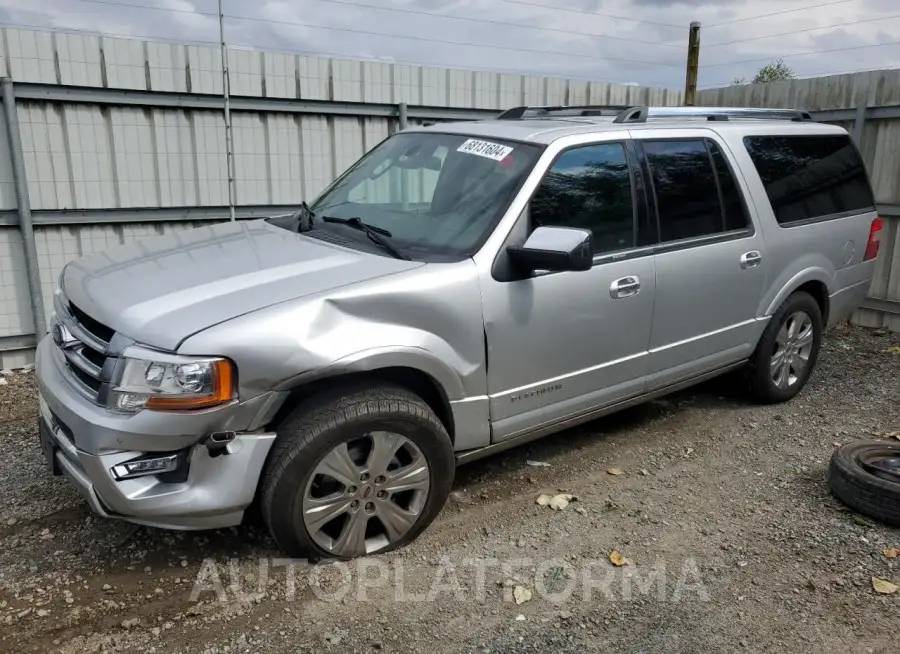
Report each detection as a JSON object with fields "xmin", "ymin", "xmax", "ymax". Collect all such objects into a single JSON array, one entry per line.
[
  {"xmin": 304, "ymin": 262, "xmax": 487, "ymax": 399},
  {"xmin": 178, "ymin": 262, "xmax": 487, "ymax": 403}
]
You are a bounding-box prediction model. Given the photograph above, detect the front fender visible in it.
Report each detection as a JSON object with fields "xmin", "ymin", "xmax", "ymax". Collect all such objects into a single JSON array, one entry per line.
[
  {"xmin": 274, "ymin": 345, "xmax": 467, "ymax": 401},
  {"xmin": 270, "ymin": 344, "xmax": 491, "ymax": 451},
  {"xmin": 177, "ymin": 261, "xmax": 490, "ymax": 450}
]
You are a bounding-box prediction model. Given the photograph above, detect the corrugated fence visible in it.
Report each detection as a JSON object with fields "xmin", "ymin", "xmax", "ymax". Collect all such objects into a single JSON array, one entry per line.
[
  {"xmin": 0, "ymin": 27, "xmax": 685, "ymax": 369},
  {"xmin": 697, "ymin": 73, "xmax": 900, "ymax": 332},
  {"xmin": 1, "ymin": 27, "xmax": 898, "ymax": 369}
]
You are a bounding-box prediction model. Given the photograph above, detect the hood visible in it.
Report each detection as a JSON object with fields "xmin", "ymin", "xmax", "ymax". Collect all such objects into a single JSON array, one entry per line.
[{"xmin": 60, "ymin": 219, "xmax": 423, "ymax": 351}]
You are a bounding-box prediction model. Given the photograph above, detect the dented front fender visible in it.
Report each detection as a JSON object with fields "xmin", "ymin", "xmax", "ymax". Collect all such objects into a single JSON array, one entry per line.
[{"xmin": 177, "ymin": 259, "xmax": 489, "ymax": 446}]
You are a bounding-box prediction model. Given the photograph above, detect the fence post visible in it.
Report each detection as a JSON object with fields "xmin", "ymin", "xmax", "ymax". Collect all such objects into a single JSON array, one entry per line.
[
  {"xmin": 851, "ymin": 102, "xmax": 867, "ymax": 148},
  {"xmin": 1, "ymin": 78, "xmax": 47, "ymax": 339}
]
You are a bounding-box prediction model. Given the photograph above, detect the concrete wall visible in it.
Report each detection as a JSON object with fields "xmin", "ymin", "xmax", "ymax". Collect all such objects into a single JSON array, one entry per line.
[
  {"xmin": 0, "ymin": 27, "xmax": 683, "ymax": 368},
  {"xmin": 697, "ymin": 70, "xmax": 900, "ymax": 332}
]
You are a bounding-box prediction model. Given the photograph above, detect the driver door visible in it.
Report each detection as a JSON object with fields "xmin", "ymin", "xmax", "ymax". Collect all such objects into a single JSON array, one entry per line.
[{"xmin": 479, "ymin": 139, "xmax": 656, "ymax": 443}]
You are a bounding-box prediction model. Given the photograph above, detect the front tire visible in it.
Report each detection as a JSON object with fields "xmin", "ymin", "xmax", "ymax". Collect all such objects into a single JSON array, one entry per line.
[
  {"xmin": 748, "ymin": 291, "xmax": 823, "ymax": 404},
  {"xmin": 259, "ymin": 383, "xmax": 455, "ymax": 559}
]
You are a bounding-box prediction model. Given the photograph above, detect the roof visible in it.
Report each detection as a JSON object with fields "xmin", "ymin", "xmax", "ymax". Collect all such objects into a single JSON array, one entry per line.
[
  {"xmin": 411, "ymin": 118, "xmax": 627, "ymax": 144},
  {"xmin": 406, "ymin": 106, "xmax": 848, "ymax": 145}
]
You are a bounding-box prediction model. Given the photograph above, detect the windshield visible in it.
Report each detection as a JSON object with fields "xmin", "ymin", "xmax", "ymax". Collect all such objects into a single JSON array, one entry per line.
[{"xmin": 309, "ymin": 132, "xmax": 543, "ymax": 261}]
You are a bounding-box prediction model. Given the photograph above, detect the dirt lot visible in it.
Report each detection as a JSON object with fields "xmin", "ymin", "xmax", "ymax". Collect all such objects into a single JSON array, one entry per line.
[{"xmin": 1, "ymin": 324, "xmax": 899, "ymax": 654}]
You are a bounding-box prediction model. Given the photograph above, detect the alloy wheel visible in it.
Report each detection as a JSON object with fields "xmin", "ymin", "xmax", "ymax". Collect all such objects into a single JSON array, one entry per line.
[
  {"xmin": 770, "ymin": 310, "xmax": 815, "ymax": 390},
  {"xmin": 301, "ymin": 431, "xmax": 430, "ymax": 558}
]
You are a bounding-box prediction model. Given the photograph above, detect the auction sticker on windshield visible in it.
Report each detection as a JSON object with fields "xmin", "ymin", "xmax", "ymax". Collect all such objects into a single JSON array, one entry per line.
[{"xmin": 457, "ymin": 139, "xmax": 514, "ymax": 161}]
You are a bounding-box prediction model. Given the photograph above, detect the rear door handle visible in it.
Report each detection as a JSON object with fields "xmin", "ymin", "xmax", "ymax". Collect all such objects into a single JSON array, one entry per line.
[
  {"xmin": 610, "ymin": 276, "xmax": 641, "ymax": 299},
  {"xmin": 740, "ymin": 251, "xmax": 762, "ymax": 269}
]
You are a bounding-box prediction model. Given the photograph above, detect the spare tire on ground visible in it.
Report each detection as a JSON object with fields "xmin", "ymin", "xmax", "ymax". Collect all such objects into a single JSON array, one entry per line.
[{"xmin": 828, "ymin": 441, "xmax": 900, "ymax": 527}]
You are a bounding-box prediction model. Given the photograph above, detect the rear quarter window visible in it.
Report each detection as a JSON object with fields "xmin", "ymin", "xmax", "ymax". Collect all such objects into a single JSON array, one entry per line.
[{"xmin": 742, "ymin": 134, "xmax": 876, "ymax": 226}]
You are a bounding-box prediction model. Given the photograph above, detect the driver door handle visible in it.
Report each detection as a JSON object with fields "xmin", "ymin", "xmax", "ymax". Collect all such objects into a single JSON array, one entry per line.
[{"xmin": 610, "ymin": 276, "xmax": 641, "ymax": 299}]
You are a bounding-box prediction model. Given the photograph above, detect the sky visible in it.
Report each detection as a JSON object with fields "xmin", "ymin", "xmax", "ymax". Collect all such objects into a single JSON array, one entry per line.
[{"xmin": 0, "ymin": 0, "xmax": 898, "ymax": 90}]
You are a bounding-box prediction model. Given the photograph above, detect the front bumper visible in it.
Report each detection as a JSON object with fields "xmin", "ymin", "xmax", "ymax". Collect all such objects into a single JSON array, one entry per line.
[{"xmin": 35, "ymin": 336, "xmax": 278, "ymax": 530}]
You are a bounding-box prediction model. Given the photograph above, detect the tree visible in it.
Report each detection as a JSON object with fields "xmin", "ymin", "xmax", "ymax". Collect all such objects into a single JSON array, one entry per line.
[{"xmin": 731, "ymin": 59, "xmax": 795, "ymax": 86}]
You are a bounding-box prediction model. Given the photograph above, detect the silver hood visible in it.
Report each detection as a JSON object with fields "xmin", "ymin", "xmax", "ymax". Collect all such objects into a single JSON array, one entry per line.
[{"xmin": 59, "ymin": 219, "xmax": 423, "ymax": 351}]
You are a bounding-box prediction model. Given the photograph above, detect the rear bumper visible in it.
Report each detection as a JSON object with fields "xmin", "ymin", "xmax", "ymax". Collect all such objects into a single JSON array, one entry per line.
[
  {"xmin": 828, "ymin": 279, "xmax": 872, "ymax": 328},
  {"xmin": 35, "ymin": 335, "xmax": 278, "ymax": 530}
]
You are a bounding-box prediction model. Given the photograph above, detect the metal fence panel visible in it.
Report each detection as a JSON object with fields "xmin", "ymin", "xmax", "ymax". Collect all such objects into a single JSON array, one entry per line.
[
  {"xmin": 0, "ymin": 103, "xmax": 15, "ymax": 210},
  {"xmin": 0, "ymin": 226, "xmax": 31, "ymax": 338},
  {"xmin": 10, "ymin": 26, "xmax": 898, "ymax": 369},
  {"xmin": 0, "ymin": 27, "xmax": 685, "ymax": 363}
]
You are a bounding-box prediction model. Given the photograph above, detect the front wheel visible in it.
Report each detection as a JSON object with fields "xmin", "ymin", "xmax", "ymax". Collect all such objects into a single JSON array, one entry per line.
[
  {"xmin": 259, "ymin": 383, "xmax": 455, "ymax": 559},
  {"xmin": 748, "ymin": 291, "xmax": 823, "ymax": 404}
]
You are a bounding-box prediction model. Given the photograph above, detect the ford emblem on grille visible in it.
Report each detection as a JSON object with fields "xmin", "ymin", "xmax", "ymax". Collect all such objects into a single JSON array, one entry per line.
[{"xmin": 52, "ymin": 323, "xmax": 78, "ymax": 349}]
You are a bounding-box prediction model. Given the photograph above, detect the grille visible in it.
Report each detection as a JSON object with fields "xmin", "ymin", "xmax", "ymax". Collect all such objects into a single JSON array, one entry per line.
[
  {"xmin": 55, "ymin": 296, "xmax": 116, "ymax": 403},
  {"xmin": 69, "ymin": 302, "xmax": 115, "ymax": 343}
]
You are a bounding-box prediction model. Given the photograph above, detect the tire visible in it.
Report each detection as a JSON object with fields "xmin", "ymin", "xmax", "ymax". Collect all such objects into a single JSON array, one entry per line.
[
  {"xmin": 827, "ymin": 441, "xmax": 900, "ymax": 527},
  {"xmin": 748, "ymin": 291, "xmax": 823, "ymax": 404},
  {"xmin": 259, "ymin": 383, "xmax": 455, "ymax": 559}
]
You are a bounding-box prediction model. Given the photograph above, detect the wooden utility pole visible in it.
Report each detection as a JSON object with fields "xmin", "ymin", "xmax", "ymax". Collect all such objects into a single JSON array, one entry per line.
[{"xmin": 684, "ymin": 21, "xmax": 701, "ymax": 106}]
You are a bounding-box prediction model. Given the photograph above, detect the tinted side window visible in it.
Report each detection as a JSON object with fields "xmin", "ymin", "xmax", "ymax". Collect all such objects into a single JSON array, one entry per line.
[
  {"xmin": 708, "ymin": 141, "xmax": 750, "ymax": 232},
  {"xmin": 530, "ymin": 143, "xmax": 635, "ymax": 254},
  {"xmin": 743, "ymin": 135, "xmax": 875, "ymax": 225},
  {"xmin": 643, "ymin": 140, "xmax": 723, "ymax": 242}
]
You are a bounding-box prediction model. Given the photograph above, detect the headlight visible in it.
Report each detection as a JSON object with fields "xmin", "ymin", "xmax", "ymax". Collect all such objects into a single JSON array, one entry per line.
[{"xmin": 109, "ymin": 350, "xmax": 235, "ymax": 413}]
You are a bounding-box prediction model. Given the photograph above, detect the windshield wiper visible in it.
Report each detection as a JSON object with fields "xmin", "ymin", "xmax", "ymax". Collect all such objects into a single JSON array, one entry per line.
[
  {"xmin": 289, "ymin": 201, "xmax": 316, "ymax": 233},
  {"xmin": 321, "ymin": 216, "xmax": 409, "ymax": 260}
]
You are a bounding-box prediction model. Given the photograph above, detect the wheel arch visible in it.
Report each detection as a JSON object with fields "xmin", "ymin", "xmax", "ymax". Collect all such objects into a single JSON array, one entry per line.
[
  {"xmin": 794, "ymin": 279, "xmax": 830, "ymax": 325},
  {"xmin": 269, "ymin": 349, "xmax": 464, "ymax": 444},
  {"xmin": 763, "ymin": 268, "xmax": 831, "ymax": 325}
]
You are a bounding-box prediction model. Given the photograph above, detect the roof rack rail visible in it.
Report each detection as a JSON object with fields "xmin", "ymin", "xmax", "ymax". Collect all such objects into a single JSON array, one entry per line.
[
  {"xmin": 497, "ymin": 105, "xmax": 633, "ymax": 120},
  {"xmin": 612, "ymin": 106, "xmax": 814, "ymax": 124}
]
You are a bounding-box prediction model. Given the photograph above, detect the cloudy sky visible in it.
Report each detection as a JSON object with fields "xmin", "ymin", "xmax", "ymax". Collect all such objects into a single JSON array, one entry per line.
[{"xmin": 0, "ymin": 0, "xmax": 898, "ymax": 89}]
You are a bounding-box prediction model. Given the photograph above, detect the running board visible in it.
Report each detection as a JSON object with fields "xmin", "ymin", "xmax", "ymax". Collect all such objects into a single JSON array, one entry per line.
[{"xmin": 455, "ymin": 361, "xmax": 746, "ymax": 465}]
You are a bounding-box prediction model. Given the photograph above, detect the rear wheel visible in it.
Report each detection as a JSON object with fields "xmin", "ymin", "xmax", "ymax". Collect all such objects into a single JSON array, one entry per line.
[
  {"xmin": 748, "ymin": 291, "xmax": 823, "ymax": 404},
  {"xmin": 259, "ymin": 383, "xmax": 455, "ymax": 559}
]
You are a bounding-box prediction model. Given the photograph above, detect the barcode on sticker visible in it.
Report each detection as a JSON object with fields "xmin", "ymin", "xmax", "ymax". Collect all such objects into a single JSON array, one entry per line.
[{"xmin": 457, "ymin": 139, "xmax": 514, "ymax": 161}]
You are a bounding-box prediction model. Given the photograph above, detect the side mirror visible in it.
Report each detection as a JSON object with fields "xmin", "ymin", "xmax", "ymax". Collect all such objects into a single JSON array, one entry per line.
[{"xmin": 506, "ymin": 226, "xmax": 593, "ymax": 273}]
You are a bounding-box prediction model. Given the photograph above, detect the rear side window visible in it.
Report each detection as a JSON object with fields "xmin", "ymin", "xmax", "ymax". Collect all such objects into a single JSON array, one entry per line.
[
  {"xmin": 642, "ymin": 139, "xmax": 750, "ymax": 243},
  {"xmin": 743, "ymin": 134, "xmax": 876, "ymax": 225}
]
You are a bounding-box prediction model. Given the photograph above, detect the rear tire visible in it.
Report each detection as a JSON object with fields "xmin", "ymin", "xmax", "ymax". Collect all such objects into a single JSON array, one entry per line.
[
  {"xmin": 259, "ymin": 383, "xmax": 455, "ymax": 559},
  {"xmin": 748, "ymin": 291, "xmax": 822, "ymax": 404}
]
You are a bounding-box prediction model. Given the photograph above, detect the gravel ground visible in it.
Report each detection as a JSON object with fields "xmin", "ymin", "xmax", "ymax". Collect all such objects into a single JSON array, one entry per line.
[{"xmin": 1, "ymin": 323, "xmax": 899, "ymax": 654}]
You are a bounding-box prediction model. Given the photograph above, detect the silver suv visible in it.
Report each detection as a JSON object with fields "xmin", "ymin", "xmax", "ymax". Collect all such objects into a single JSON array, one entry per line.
[{"xmin": 35, "ymin": 105, "xmax": 884, "ymax": 559}]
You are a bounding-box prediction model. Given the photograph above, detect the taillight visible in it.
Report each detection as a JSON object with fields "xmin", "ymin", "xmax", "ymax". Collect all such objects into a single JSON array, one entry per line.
[{"xmin": 864, "ymin": 217, "xmax": 884, "ymax": 261}]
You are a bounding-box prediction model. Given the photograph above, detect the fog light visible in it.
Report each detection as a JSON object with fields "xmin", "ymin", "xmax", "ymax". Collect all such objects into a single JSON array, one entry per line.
[{"xmin": 112, "ymin": 454, "xmax": 180, "ymax": 480}]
